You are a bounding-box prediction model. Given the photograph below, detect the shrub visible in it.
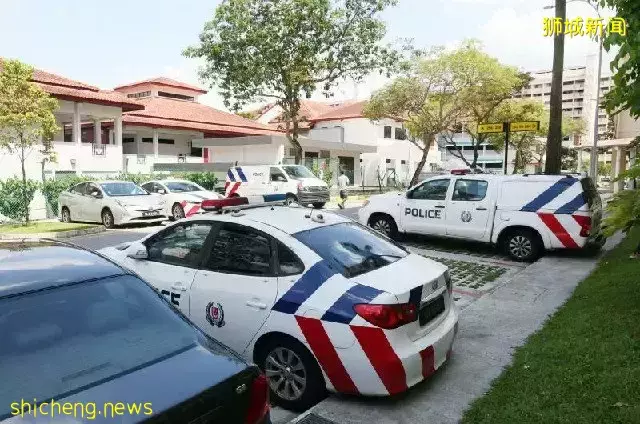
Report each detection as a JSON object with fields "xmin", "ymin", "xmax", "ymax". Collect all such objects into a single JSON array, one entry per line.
[
  {"xmin": 179, "ymin": 172, "xmax": 219, "ymax": 190},
  {"xmin": 0, "ymin": 177, "xmax": 39, "ymax": 222},
  {"xmin": 41, "ymin": 176, "xmax": 92, "ymax": 216}
]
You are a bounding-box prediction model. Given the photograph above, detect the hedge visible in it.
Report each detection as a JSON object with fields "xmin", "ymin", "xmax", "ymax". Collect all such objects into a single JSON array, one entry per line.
[{"xmin": 0, "ymin": 177, "xmax": 40, "ymax": 222}]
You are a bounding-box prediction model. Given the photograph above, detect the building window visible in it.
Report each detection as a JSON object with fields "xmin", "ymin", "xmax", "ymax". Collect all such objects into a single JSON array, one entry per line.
[
  {"xmin": 122, "ymin": 137, "xmax": 134, "ymax": 143},
  {"xmin": 189, "ymin": 141, "xmax": 202, "ymax": 157},
  {"xmin": 157, "ymin": 91, "xmax": 195, "ymax": 101},
  {"xmin": 383, "ymin": 126, "xmax": 392, "ymax": 138},
  {"xmin": 142, "ymin": 138, "xmax": 175, "ymax": 144},
  {"xmin": 401, "ymin": 160, "xmax": 406, "ymax": 165},
  {"xmin": 126, "ymin": 91, "xmax": 151, "ymax": 99},
  {"xmin": 394, "ymin": 127, "xmax": 407, "ymax": 140},
  {"xmin": 385, "ymin": 158, "xmax": 391, "ymax": 164}
]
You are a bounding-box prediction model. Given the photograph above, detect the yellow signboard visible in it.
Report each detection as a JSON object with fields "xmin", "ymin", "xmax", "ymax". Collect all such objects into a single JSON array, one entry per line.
[
  {"xmin": 510, "ymin": 121, "xmax": 540, "ymax": 132},
  {"xmin": 477, "ymin": 123, "xmax": 504, "ymax": 134}
]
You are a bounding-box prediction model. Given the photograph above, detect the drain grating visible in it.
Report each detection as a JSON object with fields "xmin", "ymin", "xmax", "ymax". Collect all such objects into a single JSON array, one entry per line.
[{"xmin": 295, "ymin": 413, "xmax": 341, "ymax": 424}]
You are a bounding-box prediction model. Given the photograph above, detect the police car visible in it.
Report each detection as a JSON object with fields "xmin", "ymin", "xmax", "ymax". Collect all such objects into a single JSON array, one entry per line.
[
  {"xmin": 99, "ymin": 195, "xmax": 458, "ymax": 411},
  {"xmin": 358, "ymin": 171, "xmax": 603, "ymax": 261}
]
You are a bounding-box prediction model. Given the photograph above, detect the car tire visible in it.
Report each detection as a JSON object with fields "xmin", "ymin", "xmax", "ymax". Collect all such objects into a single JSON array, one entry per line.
[
  {"xmin": 312, "ymin": 202, "xmax": 325, "ymax": 209},
  {"xmin": 101, "ymin": 209, "xmax": 115, "ymax": 229},
  {"xmin": 369, "ymin": 214, "xmax": 398, "ymax": 239},
  {"xmin": 60, "ymin": 207, "xmax": 72, "ymax": 223},
  {"xmin": 285, "ymin": 194, "xmax": 297, "ymax": 206},
  {"xmin": 257, "ymin": 337, "xmax": 326, "ymax": 412},
  {"xmin": 502, "ymin": 229, "xmax": 541, "ymax": 262},
  {"xmin": 172, "ymin": 203, "xmax": 185, "ymax": 220}
]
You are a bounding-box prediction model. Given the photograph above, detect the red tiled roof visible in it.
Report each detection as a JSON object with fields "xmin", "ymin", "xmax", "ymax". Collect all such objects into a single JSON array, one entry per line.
[
  {"xmin": 123, "ymin": 97, "xmax": 282, "ymax": 136},
  {"xmin": 264, "ymin": 99, "xmax": 357, "ymax": 129},
  {"xmin": 311, "ymin": 100, "xmax": 368, "ymax": 122},
  {"xmin": 114, "ymin": 77, "xmax": 208, "ymax": 94},
  {"xmin": 0, "ymin": 59, "xmax": 144, "ymax": 112}
]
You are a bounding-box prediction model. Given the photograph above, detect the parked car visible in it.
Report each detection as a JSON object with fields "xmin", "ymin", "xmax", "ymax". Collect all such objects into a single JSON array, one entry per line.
[
  {"xmin": 0, "ymin": 240, "xmax": 270, "ymax": 424},
  {"xmin": 141, "ymin": 179, "xmax": 220, "ymax": 220},
  {"xmin": 59, "ymin": 181, "xmax": 166, "ymax": 228},
  {"xmin": 359, "ymin": 171, "xmax": 604, "ymax": 261},
  {"xmin": 224, "ymin": 165, "xmax": 329, "ymax": 208},
  {"xmin": 100, "ymin": 199, "xmax": 458, "ymax": 411}
]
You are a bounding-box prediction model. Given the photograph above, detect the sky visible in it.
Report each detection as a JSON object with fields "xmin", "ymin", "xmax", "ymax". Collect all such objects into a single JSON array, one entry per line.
[{"xmin": 0, "ymin": 0, "xmax": 619, "ymax": 111}]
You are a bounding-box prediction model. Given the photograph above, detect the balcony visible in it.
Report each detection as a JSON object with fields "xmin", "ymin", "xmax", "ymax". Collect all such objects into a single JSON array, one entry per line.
[
  {"xmin": 51, "ymin": 141, "xmax": 123, "ymax": 173},
  {"xmin": 123, "ymin": 154, "xmax": 203, "ymax": 174}
]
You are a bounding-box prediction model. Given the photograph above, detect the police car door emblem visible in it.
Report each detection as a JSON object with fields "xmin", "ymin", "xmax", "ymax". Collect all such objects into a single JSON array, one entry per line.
[
  {"xmin": 206, "ymin": 302, "xmax": 225, "ymax": 327},
  {"xmin": 461, "ymin": 211, "xmax": 472, "ymax": 222}
]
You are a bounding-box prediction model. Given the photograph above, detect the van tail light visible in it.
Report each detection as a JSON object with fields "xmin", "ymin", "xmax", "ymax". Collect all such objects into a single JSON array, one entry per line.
[
  {"xmin": 573, "ymin": 215, "xmax": 592, "ymax": 238},
  {"xmin": 201, "ymin": 197, "xmax": 248, "ymax": 210},
  {"xmin": 354, "ymin": 303, "xmax": 417, "ymax": 329},
  {"xmin": 244, "ymin": 373, "xmax": 269, "ymax": 424}
]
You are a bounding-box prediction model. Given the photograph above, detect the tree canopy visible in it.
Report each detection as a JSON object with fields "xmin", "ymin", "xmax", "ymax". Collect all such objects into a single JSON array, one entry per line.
[
  {"xmin": 185, "ymin": 0, "xmax": 398, "ymax": 164},
  {"xmin": 364, "ymin": 40, "xmax": 527, "ymax": 186},
  {"xmin": 0, "ymin": 59, "xmax": 59, "ymax": 223}
]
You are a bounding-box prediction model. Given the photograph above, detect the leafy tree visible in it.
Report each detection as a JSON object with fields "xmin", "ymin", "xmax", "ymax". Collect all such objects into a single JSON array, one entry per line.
[
  {"xmin": 489, "ymin": 99, "xmax": 586, "ymax": 173},
  {"xmin": 365, "ymin": 41, "xmax": 527, "ymax": 185},
  {"xmin": 185, "ymin": 0, "xmax": 398, "ymax": 164},
  {"xmin": 0, "ymin": 59, "xmax": 59, "ymax": 223}
]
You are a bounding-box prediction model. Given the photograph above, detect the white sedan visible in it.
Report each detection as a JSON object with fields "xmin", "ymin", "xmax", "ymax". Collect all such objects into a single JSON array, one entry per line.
[
  {"xmin": 59, "ymin": 181, "xmax": 166, "ymax": 228},
  {"xmin": 141, "ymin": 179, "xmax": 221, "ymax": 220},
  {"xmin": 99, "ymin": 199, "xmax": 458, "ymax": 411}
]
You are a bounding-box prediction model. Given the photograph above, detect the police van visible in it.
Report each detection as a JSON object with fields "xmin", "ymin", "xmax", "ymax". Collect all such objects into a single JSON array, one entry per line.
[
  {"xmin": 358, "ymin": 171, "xmax": 603, "ymax": 261},
  {"xmin": 225, "ymin": 164, "xmax": 330, "ymax": 208}
]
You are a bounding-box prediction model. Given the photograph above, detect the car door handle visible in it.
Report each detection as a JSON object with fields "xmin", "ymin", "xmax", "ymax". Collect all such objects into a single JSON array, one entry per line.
[
  {"xmin": 170, "ymin": 283, "xmax": 187, "ymax": 292},
  {"xmin": 476, "ymin": 207, "xmax": 487, "ymax": 211},
  {"xmin": 246, "ymin": 300, "xmax": 267, "ymax": 310},
  {"xmin": 435, "ymin": 205, "xmax": 445, "ymax": 209}
]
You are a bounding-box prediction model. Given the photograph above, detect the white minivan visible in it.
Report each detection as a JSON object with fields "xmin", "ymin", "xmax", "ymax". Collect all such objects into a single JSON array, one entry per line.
[{"xmin": 224, "ymin": 164, "xmax": 330, "ymax": 208}]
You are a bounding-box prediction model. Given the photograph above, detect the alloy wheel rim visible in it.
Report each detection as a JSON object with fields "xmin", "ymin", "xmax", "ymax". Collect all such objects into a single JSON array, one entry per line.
[
  {"xmin": 509, "ymin": 235, "xmax": 532, "ymax": 259},
  {"xmin": 103, "ymin": 212, "xmax": 112, "ymax": 227},
  {"xmin": 373, "ymin": 219, "xmax": 391, "ymax": 236},
  {"xmin": 173, "ymin": 205, "xmax": 184, "ymax": 219},
  {"xmin": 265, "ymin": 347, "xmax": 307, "ymax": 401},
  {"xmin": 62, "ymin": 210, "xmax": 69, "ymax": 222}
]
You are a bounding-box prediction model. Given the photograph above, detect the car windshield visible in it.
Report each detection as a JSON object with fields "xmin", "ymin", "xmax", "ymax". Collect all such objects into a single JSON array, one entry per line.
[
  {"xmin": 164, "ymin": 181, "xmax": 204, "ymax": 193},
  {"xmin": 100, "ymin": 182, "xmax": 148, "ymax": 197},
  {"xmin": 282, "ymin": 165, "xmax": 315, "ymax": 179},
  {"xmin": 293, "ymin": 222, "xmax": 408, "ymax": 278},
  {"xmin": 0, "ymin": 275, "xmax": 198, "ymax": 418}
]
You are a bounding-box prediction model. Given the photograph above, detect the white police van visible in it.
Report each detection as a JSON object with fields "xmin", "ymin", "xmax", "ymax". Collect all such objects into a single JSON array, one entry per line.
[
  {"xmin": 358, "ymin": 171, "xmax": 603, "ymax": 261},
  {"xmin": 224, "ymin": 164, "xmax": 329, "ymax": 208}
]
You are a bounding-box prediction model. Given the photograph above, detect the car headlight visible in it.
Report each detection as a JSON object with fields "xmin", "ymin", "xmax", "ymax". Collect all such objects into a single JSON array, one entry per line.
[
  {"xmin": 114, "ymin": 199, "xmax": 125, "ymax": 207},
  {"xmin": 362, "ymin": 200, "xmax": 370, "ymax": 208},
  {"xmin": 158, "ymin": 200, "xmax": 166, "ymax": 206}
]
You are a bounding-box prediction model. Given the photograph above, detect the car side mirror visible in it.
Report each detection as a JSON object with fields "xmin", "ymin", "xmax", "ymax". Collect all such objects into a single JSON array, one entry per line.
[
  {"xmin": 157, "ymin": 189, "xmax": 166, "ymax": 194},
  {"xmin": 406, "ymin": 190, "xmax": 413, "ymax": 199},
  {"xmin": 90, "ymin": 191, "xmax": 102, "ymax": 198},
  {"xmin": 125, "ymin": 241, "xmax": 148, "ymax": 260}
]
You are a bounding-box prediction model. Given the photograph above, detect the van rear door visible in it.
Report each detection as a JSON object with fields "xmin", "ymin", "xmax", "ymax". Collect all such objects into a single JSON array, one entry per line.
[{"xmin": 580, "ymin": 176, "xmax": 603, "ymax": 240}]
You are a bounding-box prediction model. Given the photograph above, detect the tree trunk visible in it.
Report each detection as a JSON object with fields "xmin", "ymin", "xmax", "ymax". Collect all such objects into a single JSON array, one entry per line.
[
  {"xmin": 545, "ymin": 0, "xmax": 566, "ymax": 174},
  {"xmin": 410, "ymin": 134, "xmax": 435, "ymax": 187},
  {"xmin": 20, "ymin": 141, "xmax": 30, "ymax": 225}
]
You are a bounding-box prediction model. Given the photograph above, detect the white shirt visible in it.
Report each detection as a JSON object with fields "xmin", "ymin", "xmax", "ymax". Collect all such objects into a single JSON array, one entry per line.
[{"xmin": 338, "ymin": 174, "xmax": 350, "ymax": 189}]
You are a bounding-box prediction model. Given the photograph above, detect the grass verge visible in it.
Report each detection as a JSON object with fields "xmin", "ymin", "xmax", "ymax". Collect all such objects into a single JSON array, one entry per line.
[
  {"xmin": 462, "ymin": 228, "xmax": 640, "ymax": 423},
  {"xmin": 0, "ymin": 221, "xmax": 97, "ymax": 234}
]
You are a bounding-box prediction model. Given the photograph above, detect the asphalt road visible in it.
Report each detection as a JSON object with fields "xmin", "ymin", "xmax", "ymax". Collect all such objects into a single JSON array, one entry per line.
[{"xmin": 69, "ymin": 207, "xmax": 361, "ymax": 251}]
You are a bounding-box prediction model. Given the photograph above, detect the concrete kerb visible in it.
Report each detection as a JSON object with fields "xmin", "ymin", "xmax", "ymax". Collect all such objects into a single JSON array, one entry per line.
[
  {"xmin": 287, "ymin": 233, "xmax": 625, "ymax": 424},
  {"xmin": 0, "ymin": 226, "xmax": 105, "ymax": 240}
]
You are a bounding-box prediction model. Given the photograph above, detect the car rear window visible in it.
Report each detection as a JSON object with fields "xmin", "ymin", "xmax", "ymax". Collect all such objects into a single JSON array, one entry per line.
[
  {"xmin": 293, "ymin": 222, "xmax": 408, "ymax": 278},
  {"xmin": 0, "ymin": 275, "xmax": 198, "ymax": 418}
]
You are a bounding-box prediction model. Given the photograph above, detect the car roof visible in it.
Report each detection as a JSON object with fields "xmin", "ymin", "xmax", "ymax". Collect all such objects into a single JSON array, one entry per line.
[
  {"xmin": 424, "ymin": 173, "xmax": 581, "ymax": 183},
  {"xmin": 0, "ymin": 240, "xmax": 127, "ymax": 298},
  {"xmin": 194, "ymin": 206, "xmax": 351, "ymax": 234}
]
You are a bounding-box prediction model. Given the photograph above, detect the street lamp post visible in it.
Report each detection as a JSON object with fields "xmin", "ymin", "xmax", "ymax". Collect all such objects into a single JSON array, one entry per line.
[{"xmin": 544, "ymin": 0, "xmax": 603, "ymax": 180}]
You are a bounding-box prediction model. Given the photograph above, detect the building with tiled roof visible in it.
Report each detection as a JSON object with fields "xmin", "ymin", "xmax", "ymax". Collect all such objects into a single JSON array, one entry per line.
[{"xmin": 257, "ymin": 99, "xmax": 355, "ymax": 130}]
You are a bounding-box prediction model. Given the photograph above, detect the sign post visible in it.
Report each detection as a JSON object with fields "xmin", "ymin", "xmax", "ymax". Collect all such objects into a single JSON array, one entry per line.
[{"xmin": 477, "ymin": 121, "xmax": 540, "ymax": 175}]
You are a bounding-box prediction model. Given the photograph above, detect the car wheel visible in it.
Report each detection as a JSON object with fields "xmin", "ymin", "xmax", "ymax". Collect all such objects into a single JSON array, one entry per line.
[
  {"xmin": 258, "ymin": 337, "xmax": 325, "ymax": 412},
  {"xmin": 61, "ymin": 207, "xmax": 72, "ymax": 223},
  {"xmin": 312, "ymin": 202, "xmax": 325, "ymax": 209},
  {"xmin": 172, "ymin": 203, "xmax": 185, "ymax": 220},
  {"xmin": 503, "ymin": 229, "xmax": 541, "ymax": 262},
  {"xmin": 369, "ymin": 214, "xmax": 398, "ymax": 239},
  {"xmin": 101, "ymin": 209, "xmax": 115, "ymax": 229},
  {"xmin": 285, "ymin": 194, "xmax": 297, "ymax": 206}
]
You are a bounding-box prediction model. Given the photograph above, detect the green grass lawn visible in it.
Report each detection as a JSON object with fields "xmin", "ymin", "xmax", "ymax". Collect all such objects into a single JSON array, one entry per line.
[
  {"xmin": 462, "ymin": 228, "xmax": 640, "ymax": 423},
  {"xmin": 0, "ymin": 221, "xmax": 97, "ymax": 234}
]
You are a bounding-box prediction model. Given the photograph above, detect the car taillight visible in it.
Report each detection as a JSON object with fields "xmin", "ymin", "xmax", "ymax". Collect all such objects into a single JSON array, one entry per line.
[
  {"xmin": 444, "ymin": 270, "xmax": 452, "ymax": 295},
  {"xmin": 354, "ymin": 303, "xmax": 417, "ymax": 329},
  {"xmin": 244, "ymin": 373, "xmax": 269, "ymax": 424},
  {"xmin": 573, "ymin": 215, "xmax": 592, "ymax": 238}
]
